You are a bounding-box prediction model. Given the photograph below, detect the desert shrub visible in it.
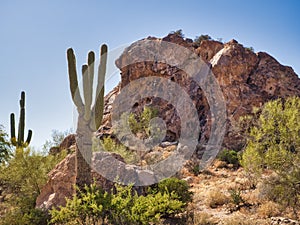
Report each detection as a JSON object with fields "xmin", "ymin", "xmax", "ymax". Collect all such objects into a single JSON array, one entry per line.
[
  {"xmin": 130, "ymin": 191, "xmax": 185, "ymax": 224},
  {"xmin": 192, "ymin": 164, "xmax": 201, "ymax": 175},
  {"xmin": 245, "ymin": 46, "xmax": 255, "ymax": 52},
  {"xmin": 194, "ymin": 34, "xmax": 212, "ymax": 46},
  {"xmin": 228, "ymin": 188, "xmax": 245, "ymax": 205},
  {"xmin": 206, "ymin": 189, "xmax": 229, "ymax": 208},
  {"xmin": 155, "ymin": 177, "xmax": 193, "ymax": 203},
  {"xmin": 1, "ymin": 208, "xmax": 49, "ymax": 225},
  {"xmin": 0, "ymin": 147, "xmax": 67, "ymax": 225},
  {"xmin": 240, "ymin": 97, "xmax": 300, "ymax": 216},
  {"xmin": 128, "ymin": 106, "xmax": 158, "ymax": 139},
  {"xmin": 50, "ymin": 178, "xmax": 190, "ymax": 225},
  {"xmin": 0, "ymin": 125, "xmax": 11, "ymax": 164},
  {"xmin": 193, "ymin": 212, "xmax": 216, "ymax": 225},
  {"xmin": 218, "ymin": 149, "xmax": 240, "ymax": 167},
  {"xmin": 257, "ymin": 201, "xmax": 281, "ymax": 218},
  {"xmin": 170, "ymin": 29, "xmax": 184, "ymax": 38},
  {"xmin": 50, "ymin": 183, "xmax": 111, "ymax": 225},
  {"xmin": 223, "ymin": 214, "xmax": 256, "ymax": 225},
  {"xmin": 100, "ymin": 136, "xmax": 137, "ymax": 163}
]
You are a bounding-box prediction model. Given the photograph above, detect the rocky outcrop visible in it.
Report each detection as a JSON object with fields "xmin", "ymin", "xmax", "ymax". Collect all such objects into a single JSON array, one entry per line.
[{"xmin": 98, "ymin": 33, "xmax": 300, "ymax": 151}]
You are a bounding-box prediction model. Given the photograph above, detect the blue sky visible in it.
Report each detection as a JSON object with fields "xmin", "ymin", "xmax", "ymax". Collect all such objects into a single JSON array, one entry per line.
[{"xmin": 0, "ymin": 0, "xmax": 299, "ymax": 149}]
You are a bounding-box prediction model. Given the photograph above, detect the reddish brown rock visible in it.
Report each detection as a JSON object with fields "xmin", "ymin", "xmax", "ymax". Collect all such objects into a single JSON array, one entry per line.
[
  {"xmin": 99, "ymin": 33, "xmax": 300, "ymax": 151},
  {"xmin": 195, "ymin": 40, "xmax": 224, "ymax": 62},
  {"xmin": 49, "ymin": 134, "xmax": 76, "ymax": 155},
  {"xmin": 36, "ymin": 151, "xmax": 125, "ymax": 210},
  {"xmin": 59, "ymin": 134, "xmax": 76, "ymax": 151},
  {"xmin": 36, "ymin": 153, "xmax": 76, "ymax": 209}
]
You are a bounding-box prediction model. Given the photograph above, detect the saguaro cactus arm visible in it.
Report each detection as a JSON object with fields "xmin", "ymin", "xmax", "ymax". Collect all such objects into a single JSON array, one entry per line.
[
  {"xmin": 10, "ymin": 113, "xmax": 16, "ymax": 145},
  {"xmin": 93, "ymin": 44, "xmax": 107, "ymax": 130},
  {"xmin": 67, "ymin": 48, "xmax": 84, "ymax": 114},
  {"xmin": 18, "ymin": 91, "xmax": 25, "ymax": 145}
]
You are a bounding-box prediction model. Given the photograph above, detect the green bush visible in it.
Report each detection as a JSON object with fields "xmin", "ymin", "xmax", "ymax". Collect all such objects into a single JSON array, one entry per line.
[
  {"xmin": 245, "ymin": 46, "xmax": 254, "ymax": 52},
  {"xmin": 155, "ymin": 177, "xmax": 193, "ymax": 203},
  {"xmin": 0, "ymin": 125, "xmax": 11, "ymax": 164},
  {"xmin": 99, "ymin": 136, "xmax": 137, "ymax": 164},
  {"xmin": 0, "ymin": 147, "xmax": 67, "ymax": 225},
  {"xmin": 229, "ymin": 188, "xmax": 244, "ymax": 205},
  {"xmin": 131, "ymin": 191, "xmax": 185, "ymax": 224},
  {"xmin": 170, "ymin": 29, "xmax": 184, "ymax": 38},
  {"xmin": 194, "ymin": 34, "xmax": 212, "ymax": 46},
  {"xmin": 240, "ymin": 97, "xmax": 300, "ymax": 217},
  {"xmin": 218, "ymin": 149, "xmax": 239, "ymax": 166},
  {"xmin": 49, "ymin": 178, "xmax": 190, "ymax": 225},
  {"xmin": 50, "ymin": 183, "xmax": 111, "ymax": 225},
  {"xmin": 128, "ymin": 106, "xmax": 158, "ymax": 139}
]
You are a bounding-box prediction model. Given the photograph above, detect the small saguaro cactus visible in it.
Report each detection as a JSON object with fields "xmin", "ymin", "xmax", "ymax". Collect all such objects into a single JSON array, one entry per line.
[
  {"xmin": 67, "ymin": 44, "xmax": 107, "ymax": 189},
  {"xmin": 10, "ymin": 91, "xmax": 33, "ymax": 148}
]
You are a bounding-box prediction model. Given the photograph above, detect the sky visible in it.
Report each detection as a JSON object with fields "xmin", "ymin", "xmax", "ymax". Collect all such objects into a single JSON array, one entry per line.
[{"xmin": 0, "ymin": 0, "xmax": 299, "ymax": 149}]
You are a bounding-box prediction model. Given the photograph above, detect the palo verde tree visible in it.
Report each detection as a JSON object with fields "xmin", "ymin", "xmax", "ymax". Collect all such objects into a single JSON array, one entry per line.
[
  {"xmin": 240, "ymin": 96, "xmax": 300, "ymax": 216},
  {"xmin": 0, "ymin": 125, "xmax": 11, "ymax": 163},
  {"xmin": 67, "ymin": 44, "xmax": 107, "ymax": 189},
  {"xmin": 10, "ymin": 91, "xmax": 32, "ymax": 149}
]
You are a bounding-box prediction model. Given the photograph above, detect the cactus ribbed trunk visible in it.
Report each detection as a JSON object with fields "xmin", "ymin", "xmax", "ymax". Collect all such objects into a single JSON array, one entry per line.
[
  {"xmin": 75, "ymin": 117, "xmax": 93, "ymax": 188},
  {"xmin": 67, "ymin": 45, "xmax": 107, "ymax": 190}
]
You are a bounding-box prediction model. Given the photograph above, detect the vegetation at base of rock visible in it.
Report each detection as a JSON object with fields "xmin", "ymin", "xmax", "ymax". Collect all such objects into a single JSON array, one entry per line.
[
  {"xmin": 49, "ymin": 178, "xmax": 191, "ymax": 225},
  {"xmin": 217, "ymin": 149, "xmax": 240, "ymax": 167},
  {"xmin": 128, "ymin": 106, "xmax": 159, "ymax": 139},
  {"xmin": 153, "ymin": 177, "xmax": 193, "ymax": 203},
  {"xmin": 0, "ymin": 147, "xmax": 67, "ymax": 225},
  {"xmin": 100, "ymin": 136, "xmax": 137, "ymax": 163},
  {"xmin": 240, "ymin": 96, "xmax": 300, "ymax": 217}
]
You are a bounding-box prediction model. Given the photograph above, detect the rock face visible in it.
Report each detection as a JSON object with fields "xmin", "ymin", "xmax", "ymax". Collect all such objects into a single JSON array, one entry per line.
[
  {"xmin": 36, "ymin": 151, "xmax": 125, "ymax": 210},
  {"xmin": 36, "ymin": 153, "xmax": 76, "ymax": 209},
  {"xmin": 98, "ymin": 33, "xmax": 300, "ymax": 151}
]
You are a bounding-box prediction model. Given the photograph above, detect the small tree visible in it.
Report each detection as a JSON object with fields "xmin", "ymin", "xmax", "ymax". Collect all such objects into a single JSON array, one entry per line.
[
  {"xmin": 240, "ymin": 97, "xmax": 300, "ymax": 216},
  {"xmin": 194, "ymin": 34, "xmax": 212, "ymax": 46},
  {"xmin": 42, "ymin": 129, "xmax": 72, "ymax": 153},
  {"xmin": 170, "ymin": 29, "xmax": 184, "ymax": 38},
  {"xmin": 0, "ymin": 125, "xmax": 11, "ymax": 164}
]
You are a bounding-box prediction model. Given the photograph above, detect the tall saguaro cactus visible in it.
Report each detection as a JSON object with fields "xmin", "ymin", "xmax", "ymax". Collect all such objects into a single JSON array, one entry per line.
[
  {"xmin": 67, "ymin": 44, "xmax": 107, "ymax": 189},
  {"xmin": 10, "ymin": 91, "xmax": 33, "ymax": 148}
]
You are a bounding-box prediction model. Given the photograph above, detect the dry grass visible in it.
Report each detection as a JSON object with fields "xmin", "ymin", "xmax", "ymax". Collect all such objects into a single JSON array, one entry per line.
[
  {"xmin": 257, "ymin": 201, "xmax": 281, "ymax": 218},
  {"xmin": 222, "ymin": 213, "xmax": 270, "ymax": 225},
  {"xmin": 206, "ymin": 189, "xmax": 230, "ymax": 208},
  {"xmin": 193, "ymin": 212, "xmax": 217, "ymax": 225},
  {"xmin": 213, "ymin": 159, "xmax": 227, "ymax": 169}
]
